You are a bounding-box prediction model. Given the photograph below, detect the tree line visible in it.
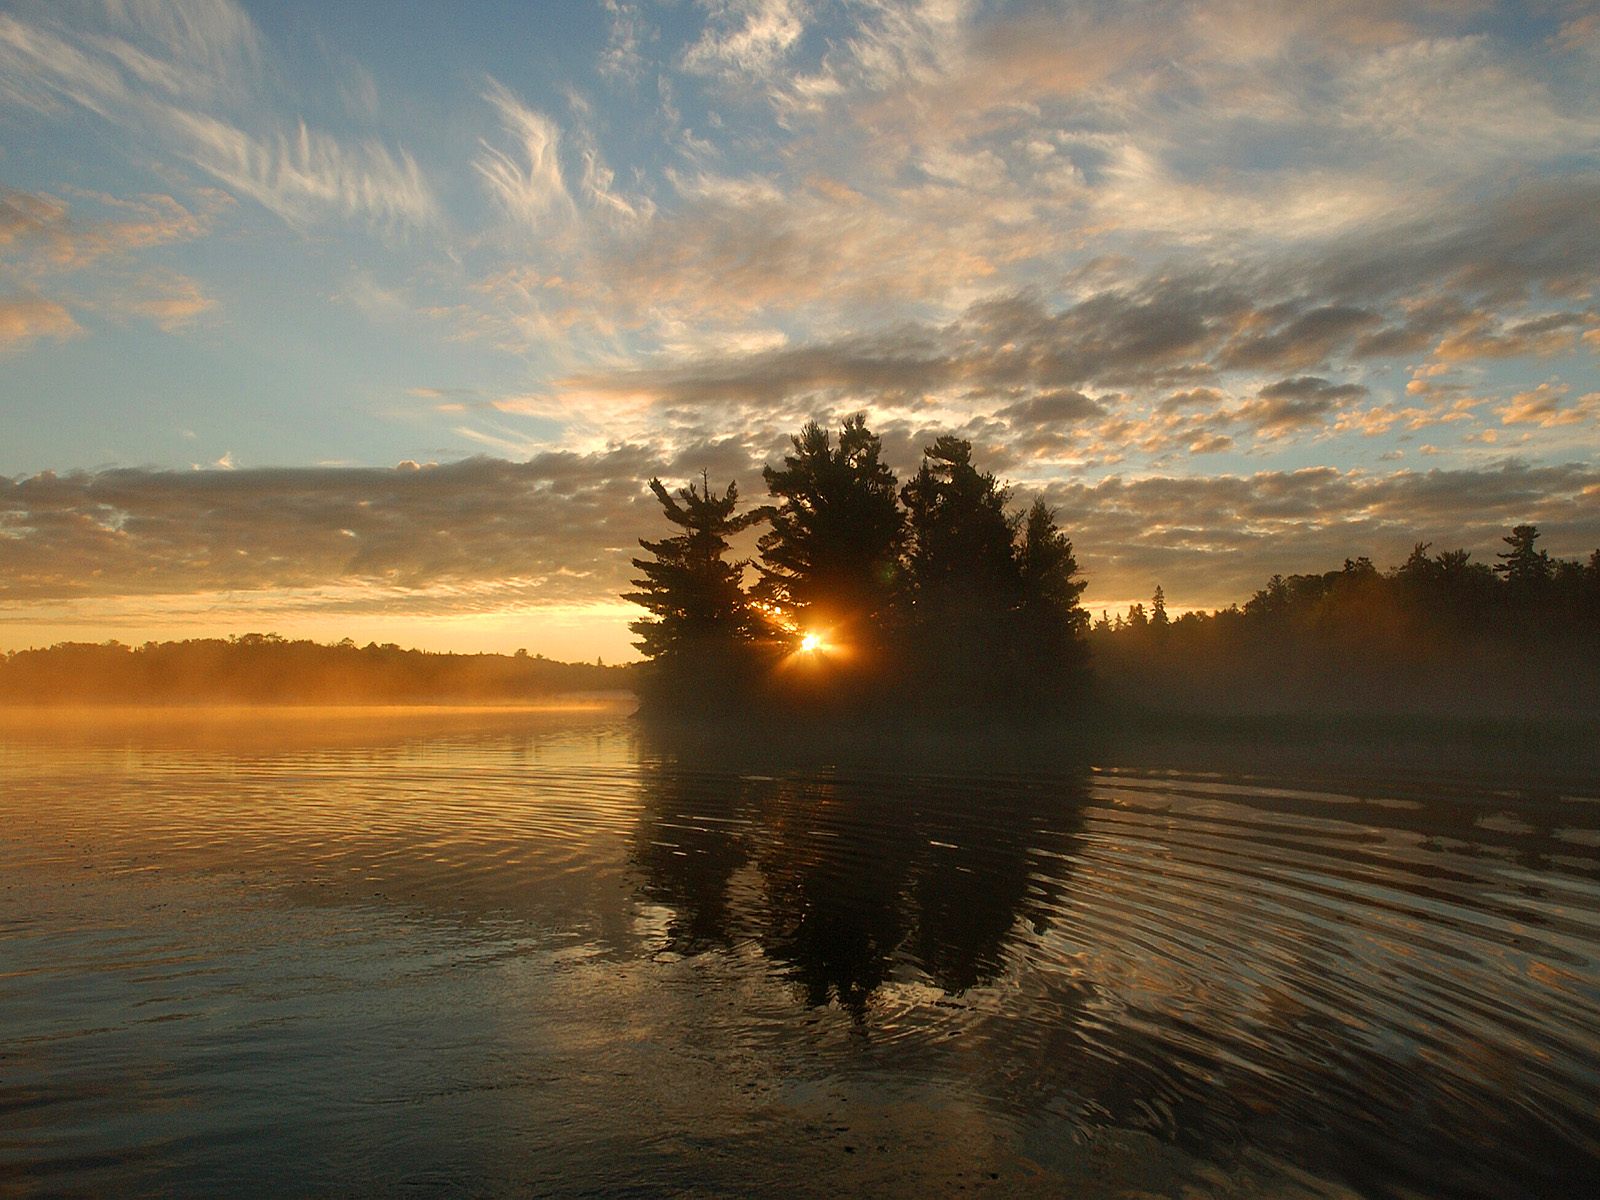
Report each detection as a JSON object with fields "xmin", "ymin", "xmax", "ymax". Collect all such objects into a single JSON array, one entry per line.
[
  {"xmin": 625, "ymin": 415, "xmax": 1091, "ymax": 723},
  {"xmin": 0, "ymin": 634, "xmax": 626, "ymax": 705},
  {"xmin": 1091, "ymin": 525, "xmax": 1600, "ymax": 720}
]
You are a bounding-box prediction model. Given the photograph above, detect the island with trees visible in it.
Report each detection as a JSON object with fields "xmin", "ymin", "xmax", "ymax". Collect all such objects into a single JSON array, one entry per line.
[{"xmin": 625, "ymin": 415, "xmax": 1091, "ymax": 729}]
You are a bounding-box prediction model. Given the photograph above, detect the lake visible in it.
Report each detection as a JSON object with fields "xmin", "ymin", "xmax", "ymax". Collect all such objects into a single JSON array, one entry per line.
[{"xmin": 2, "ymin": 705, "xmax": 1598, "ymax": 1198}]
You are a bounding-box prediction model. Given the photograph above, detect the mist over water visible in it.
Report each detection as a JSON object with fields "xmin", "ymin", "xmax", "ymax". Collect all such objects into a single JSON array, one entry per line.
[{"xmin": 2, "ymin": 708, "xmax": 1598, "ymax": 1198}]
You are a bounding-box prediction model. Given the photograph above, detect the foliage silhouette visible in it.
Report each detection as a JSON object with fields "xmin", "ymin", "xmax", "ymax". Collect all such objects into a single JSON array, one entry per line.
[
  {"xmin": 625, "ymin": 474, "xmax": 770, "ymax": 713},
  {"xmin": 1094, "ymin": 525, "xmax": 1600, "ymax": 720},
  {"xmin": 755, "ymin": 414, "xmax": 904, "ymax": 648},
  {"xmin": 899, "ymin": 435, "xmax": 1026, "ymax": 711},
  {"xmin": 1495, "ymin": 523, "xmax": 1553, "ymax": 590},
  {"xmin": 1014, "ymin": 499, "xmax": 1093, "ymax": 710},
  {"xmin": 627, "ymin": 416, "xmax": 1092, "ymax": 725}
]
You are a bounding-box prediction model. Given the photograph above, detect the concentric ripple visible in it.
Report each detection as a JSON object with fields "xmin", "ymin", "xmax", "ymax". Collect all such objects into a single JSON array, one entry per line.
[{"xmin": 1, "ymin": 708, "xmax": 1597, "ymax": 1198}]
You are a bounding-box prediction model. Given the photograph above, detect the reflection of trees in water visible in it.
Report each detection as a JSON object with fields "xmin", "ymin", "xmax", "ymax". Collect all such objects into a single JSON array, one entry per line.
[
  {"xmin": 631, "ymin": 746, "xmax": 1600, "ymax": 1195},
  {"xmin": 630, "ymin": 767, "xmax": 759, "ymax": 957},
  {"xmin": 755, "ymin": 780, "xmax": 918, "ymax": 1016},
  {"xmin": 908, "ymin": 778, "xmax": 1083, "ymax": 995},
  {"xmin": 631, "ymin": 743, "xmax": 1090, "ymax": 1016}
]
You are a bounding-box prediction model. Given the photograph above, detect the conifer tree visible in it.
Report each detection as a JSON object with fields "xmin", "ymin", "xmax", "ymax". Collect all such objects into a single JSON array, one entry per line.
[
  {"xmin": 1495, "ymin": 524, "xmax": 1552, "ymax": 589},
  {"xmin": 1151, "ymin": 584, "xmax": 1169, "ymax": 627},
  {"xmin": 756, "ymin": 415, "xmax": 903, "ymax": 635},
  {"xmin": 1015, "ymin": 499, "xmax": 1091, "ymax": 699},
  {"xmin": 625, "ymin": 475, "xmax": 763, "ymax": 668},
  {"xmin": 897, "ymin": 436, "xmax": 1021, "ymax": 704},
  {"xmin": 1017, "ymin": 501, "xmax": 1088, "ymax": 623},
  {"xmin": 901, "ymin": 436, "xmax": 1020, "ymax": 602}
]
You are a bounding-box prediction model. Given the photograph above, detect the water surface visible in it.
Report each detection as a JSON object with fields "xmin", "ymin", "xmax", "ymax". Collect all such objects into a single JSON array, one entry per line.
[{"xmin": 2, "ymin": 707, "xmax": 1598, "ymax": 1197}]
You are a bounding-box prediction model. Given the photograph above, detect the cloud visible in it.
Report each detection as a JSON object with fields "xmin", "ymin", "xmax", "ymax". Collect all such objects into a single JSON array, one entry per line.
[
  {"xmin": 0, "ymin": 186, "xmax": 221, "ymax": 337},
  {"xmin": 1258, "ymin": 376, "xmax": 1369, "ymax": 402},
  {"xmin": 1497, "ymin": 383, "xmax": 1600, "ymax": 428},
  {"xmin": 475, "ymin": 79, "xmax": 574, "ymax": 227},
  {"xmin": 102, "ymin": 0, "xmax": 262, "ymax": 83},
  {"xmin": 1237, "ymin": 375, "xmax": 1370, "ymax": 433},
  {"xmin": 1, "ymin": 0, "xmax": 1596, "ymax": 631},
  {"xmin": 0, "ymin": 5, "xmax": 437, "ymax": 231},
  {"xmin": 168, "ymin": 109, "xmax": 439, "ymax": 229},
  {"xmin": 683, "ymin": 0, "xmax": 807, "ymax": 79},
  {"xmin": 112, "ymin": 271, "xmax": 218, "ymax": 331},
  {"xmin": 6, "ymin": 455, "xmax": 1597, "ymax": 621},
  {"xmin": 0, "ymin": 185, "xmax": 219, "ymax": 278},
  {"xmin": 996, "ymin": 390, "xmax": 1107, "ymax": 427},
  {"xmin": 1432, "ymin": 310, "xmax": 1593, "ymax": 361},
  {"xmin": 0, "ymin": 453, "xmax": 665, "ymax": 602},
  {"xmin": 599, "ymin": 0, "xmax": 649, "ymax": 82},
  {"xmin": 1309, "ymin": 176, "xmax": 1600, "ymax": 304},
  {"xmin": 424, "ymin": 1, "xmax": 1600, "ymax": 427},
  {"xmin": 1044, "ymin": 460, "xmax": 1600, "ymax": 608},
  {"xmin": 1218, "ymin": 306, "xmax": 1381, "ymax": 371},
  {"xmin": 0, "ymin": 296, "xmax": 80, "ymax": 351},
  {"xmin": 536, "ymin": 172, "xmax": 1599, "ymax": 466}
]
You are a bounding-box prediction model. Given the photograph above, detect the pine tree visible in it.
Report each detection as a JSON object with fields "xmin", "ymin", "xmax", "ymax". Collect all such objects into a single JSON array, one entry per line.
[
  {"xmin": 1017, "ymin": 501, "xmax": 1088, "ymax": 625},
  {"xmin": 1151, "ymin": 584, "xmax": 1169, "ymax": 627},
  {"xmin": 896, "ymin": 436, "xmax": 1020, "ymax": 704},
  {"xmin": 1495, "ymin": 524, "xmax": 1552, "ymax": 589},
  {"xmin": 1015, "ymin": 499, "xmax": 1091, "ymax": 701},
  {"xmin": 901, "ymin": 436, "xmax": 1020, "ymax": 602},
  {"xmin": 756, "ymin": 414, "xmax": 903, "ymax": 637},
  {"xmin": 625, "ymin": 474, "xmax": 763, "ymax": 669}
]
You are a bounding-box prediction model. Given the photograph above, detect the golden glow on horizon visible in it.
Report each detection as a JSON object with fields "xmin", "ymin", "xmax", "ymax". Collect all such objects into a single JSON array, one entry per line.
[{"xmin": 0, "ymin": 594, "xmax": 643, "ymax": 663}]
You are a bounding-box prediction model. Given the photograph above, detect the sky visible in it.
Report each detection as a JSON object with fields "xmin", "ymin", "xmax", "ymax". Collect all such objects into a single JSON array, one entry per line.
[{"xmin": 1, "ymin": 0, "xmax": 1597, "ymax": 661}]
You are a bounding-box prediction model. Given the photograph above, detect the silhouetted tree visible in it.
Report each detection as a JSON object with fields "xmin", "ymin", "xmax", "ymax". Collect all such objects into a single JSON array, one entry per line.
[
  {"xmin": 625, "ymin": 474, "xmax": 765, "ymax": 708},
  {"xmin": 1496, "ymin": 524, "xmax": 1552, "ymax": 590},
  {"xmin": 1151, "ymin": 584, "xmax": 1169, "ymax": 627},
  {"xmin": 1397, "ymin": 541, "xmax": 1435, "ymax": 584},
  {"xmin": 901, "ymin": 436, "xmax": 1020, "ymax": 600},
  {"xmin": 1245, "ymin": 574, "xmax": 1290, "ymax": 620},
  {"xmin": 756, "ymin": 415, "xmax": 903, "ymax": 644},
  {"xmin": 1017, "ymin": 501, "xmax": 1088, "ymax": 629},
  {"xmin": 1014, "ymin": 500, "xmax": 1092, "ymax": 706},
  {"xmin": 899, "ymin": 436, "xmax": 1028, "ymax": 708},
  {"xmin": 0, "ymin": 637, "xmax": 621, "ymax": 704}
]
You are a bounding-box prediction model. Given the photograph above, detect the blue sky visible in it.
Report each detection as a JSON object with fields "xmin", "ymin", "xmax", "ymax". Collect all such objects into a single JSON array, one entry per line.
[{"xmin": 2, "ymin": 0, "xmax": 1597, "ymax": 658}]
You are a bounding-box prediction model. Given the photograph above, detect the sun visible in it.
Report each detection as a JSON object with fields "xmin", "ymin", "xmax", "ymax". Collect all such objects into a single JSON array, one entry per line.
[{"xmin": 799, "ymin": 631, "xmax": 824, "ymax": 654}]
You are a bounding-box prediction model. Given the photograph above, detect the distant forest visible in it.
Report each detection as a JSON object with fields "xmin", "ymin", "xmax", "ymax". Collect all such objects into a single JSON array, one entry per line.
[
  {"xmin": 627, "ymin": 415, "xmax": 1090, "ymax": 723},
  {"xmin": 0, "ymin": 634, "xmax": 628, "ymax": 705},
  {"xmin": 1094, "ymin": 527, "xmax": 1600, "ymax": 720}
]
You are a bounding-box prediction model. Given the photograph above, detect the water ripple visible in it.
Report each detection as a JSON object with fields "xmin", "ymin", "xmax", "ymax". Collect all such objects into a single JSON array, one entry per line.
[{"xmin": 1, "ymin": 709, "xmax": 1597, "ymax": 1197}]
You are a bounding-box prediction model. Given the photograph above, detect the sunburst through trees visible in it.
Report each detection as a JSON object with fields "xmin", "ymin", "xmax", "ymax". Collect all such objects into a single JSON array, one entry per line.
[{"xmin": 625, "ymin": 416, "xmax": 1091, "ymax": 724}]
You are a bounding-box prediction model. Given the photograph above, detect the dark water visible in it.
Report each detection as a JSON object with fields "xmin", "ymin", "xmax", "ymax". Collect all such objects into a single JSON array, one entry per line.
[{"xmin": 2, "ymin": 706, "xmax": 1598, "ymax": 1198}]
